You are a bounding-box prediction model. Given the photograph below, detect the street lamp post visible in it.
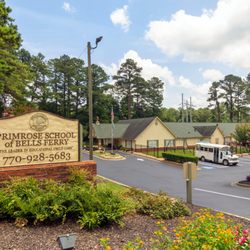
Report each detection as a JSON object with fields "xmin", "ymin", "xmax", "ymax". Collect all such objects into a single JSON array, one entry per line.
[{"xmin": 87, "ymin": 36, "xmax": 103, "ymax": 160}]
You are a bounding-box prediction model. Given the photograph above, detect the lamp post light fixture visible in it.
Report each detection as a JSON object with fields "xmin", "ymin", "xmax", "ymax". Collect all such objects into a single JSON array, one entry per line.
[{"xmin": 87, "ymin": 36, "xmax": 103, "ymax": 160}]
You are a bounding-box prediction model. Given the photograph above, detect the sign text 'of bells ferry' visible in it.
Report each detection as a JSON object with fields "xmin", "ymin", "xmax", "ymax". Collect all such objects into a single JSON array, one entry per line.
[{"xmin": 0, "ymin": 111, "xmax": 81, "ymax": 168}]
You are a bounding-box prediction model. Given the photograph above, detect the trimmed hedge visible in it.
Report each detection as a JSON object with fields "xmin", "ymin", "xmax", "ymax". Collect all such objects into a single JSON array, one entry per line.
[{"xmin": 162, "ymin": 152, "xmax": 198, "ymax": 164}]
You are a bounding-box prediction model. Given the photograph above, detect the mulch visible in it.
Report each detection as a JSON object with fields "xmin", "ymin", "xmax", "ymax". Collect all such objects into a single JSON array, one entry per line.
[{"xmin": 0, "ymin": 204, "xmax": 249, "ymax": 250}]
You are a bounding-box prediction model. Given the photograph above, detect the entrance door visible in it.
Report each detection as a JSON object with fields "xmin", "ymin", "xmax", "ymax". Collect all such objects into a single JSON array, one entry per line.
[{"xmin": 214, "ymin": 148, "xmax": 219, "ymax": 163}]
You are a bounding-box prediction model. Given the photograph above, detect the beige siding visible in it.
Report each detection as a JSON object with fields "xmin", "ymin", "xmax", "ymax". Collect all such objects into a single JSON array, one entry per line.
[
  {"xmin": 175, "ymin": 138, "xmax": 201, "ymax": 147},
  {"xmin": 135, "ymin": 118, "xmax": 175, "ymax": 147},
  {"xmin": 120, "ymin": 139, "xmax": 135, "ymax": 149},
  {"xmin": 210, "ymin": 127, "xmax": 224, "ymax": 144}
]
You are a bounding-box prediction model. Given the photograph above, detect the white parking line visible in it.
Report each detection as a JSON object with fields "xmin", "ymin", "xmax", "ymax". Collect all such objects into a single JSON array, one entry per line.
[{"xmin": 194, "ymin": 188, "xmax": 250, "ymax": 201}]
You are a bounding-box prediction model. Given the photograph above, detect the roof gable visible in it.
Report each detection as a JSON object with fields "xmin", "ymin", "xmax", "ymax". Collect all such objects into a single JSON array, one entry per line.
[
  {"xmin": 193, "ymin": 125, "xmax": 217, "ymax": 137},
  {"xmin": 118, "ymin": 117, "xmax": 156, "ymax": 140}
]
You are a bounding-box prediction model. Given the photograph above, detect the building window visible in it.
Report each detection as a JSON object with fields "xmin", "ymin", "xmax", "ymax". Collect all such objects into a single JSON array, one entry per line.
[
  {"xmin": 126, "ymin": 140, "xmax": 132, "ymax": 148},
  {"xmin": 164, "ymin": 139, "xmax": 175, "ymax": 147},
  {"xmin": 215, "ymin": 138, "xmax": 219, "ymax": 144},
  {"xmin": 224, "ymin": 137, "xmax": 230, "ymax": 145},
  {"xmin": 147, "ymin": 140, "xmax": 158, "ymax": 148}
]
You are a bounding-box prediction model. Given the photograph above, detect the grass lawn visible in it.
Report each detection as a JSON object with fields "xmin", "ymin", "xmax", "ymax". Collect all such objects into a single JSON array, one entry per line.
[
  {"xmin": 97, "ymin": 177, "xmax": 128, "ymax": 195},
  {"xmin": 146, "ymin": 149, "xmax": 195, "ymax": 158}
]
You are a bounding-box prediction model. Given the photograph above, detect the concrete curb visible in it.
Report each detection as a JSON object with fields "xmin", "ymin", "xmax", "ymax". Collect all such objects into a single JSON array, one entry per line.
[
  {"xmin": 236, "ymin": 153, "xmax": 250, "ymax": 157},
  {"xmin": 93, "ymin": 155, "xmax": 126, "ymax": 161},
  {"xmin": 231, "ymin": 181, "xmax": 250, "ymax": 189}
]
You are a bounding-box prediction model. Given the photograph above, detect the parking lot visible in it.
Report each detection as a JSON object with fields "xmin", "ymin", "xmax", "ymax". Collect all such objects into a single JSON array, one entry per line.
[
  {"xmin": 199, "ymin": 156, "xmax": 250, "ymax": 170},
  {"xmin": 86, "ymin": 152, "xmax": 250, "ymax": 219}
]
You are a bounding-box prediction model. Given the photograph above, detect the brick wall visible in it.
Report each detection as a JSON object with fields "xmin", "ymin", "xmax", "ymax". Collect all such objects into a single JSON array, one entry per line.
[{"xmin": 0, "ymin": 161, "xmax": 96, "ymax": 183}]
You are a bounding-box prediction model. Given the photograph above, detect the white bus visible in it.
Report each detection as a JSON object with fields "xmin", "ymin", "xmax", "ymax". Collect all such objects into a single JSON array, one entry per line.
[{"xmin": 195, "ymin": 142, "xmax": 239, "ymax": 166}]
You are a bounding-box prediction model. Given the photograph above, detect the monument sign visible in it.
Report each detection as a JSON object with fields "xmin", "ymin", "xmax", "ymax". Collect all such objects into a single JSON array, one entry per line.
[{"xmin": 0, "ymin": 111, "xmax": 81, "ymax": 167}]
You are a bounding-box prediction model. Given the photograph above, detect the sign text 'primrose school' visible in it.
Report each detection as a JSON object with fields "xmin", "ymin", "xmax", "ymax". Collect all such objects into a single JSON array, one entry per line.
[{"xmin": 0, "ymin": 112, "xmax": 80, "ymax": 167}]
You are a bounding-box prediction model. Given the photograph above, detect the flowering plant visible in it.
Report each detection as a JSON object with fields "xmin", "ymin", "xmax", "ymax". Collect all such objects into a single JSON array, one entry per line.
[
  {"xmin": 169, "ymin": 209, "xmax": 236, "ymax": 250},
  {"xmin": 235, "ymin": 227, "xmax": 250, "ymax": 249}
]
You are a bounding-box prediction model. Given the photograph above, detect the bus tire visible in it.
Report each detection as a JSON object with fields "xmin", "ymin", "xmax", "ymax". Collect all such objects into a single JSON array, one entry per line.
[
  {"xmin": 201, "ymin": 156, "xmax": 205, "ymax": 162},
  {"xmin": 223, "ymin": 160, "xmax": 229, "ymax": 166}
]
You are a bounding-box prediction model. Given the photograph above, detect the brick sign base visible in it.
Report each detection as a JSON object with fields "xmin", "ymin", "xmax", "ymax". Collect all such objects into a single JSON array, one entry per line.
[{"xmin": 0, "ymin": 161, "xmax": 96, "ymax": 183}]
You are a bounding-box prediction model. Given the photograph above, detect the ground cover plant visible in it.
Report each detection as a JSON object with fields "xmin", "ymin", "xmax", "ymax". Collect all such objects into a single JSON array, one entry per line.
[{"xmin": 100, "ymin": 210, "xmax": 250, "ymax": 250}]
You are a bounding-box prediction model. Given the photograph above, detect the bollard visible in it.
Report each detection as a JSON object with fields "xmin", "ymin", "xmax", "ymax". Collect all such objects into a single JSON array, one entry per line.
[{"xmin": 186, "ymin": 162, "xmax": 192, "ymax": 204}]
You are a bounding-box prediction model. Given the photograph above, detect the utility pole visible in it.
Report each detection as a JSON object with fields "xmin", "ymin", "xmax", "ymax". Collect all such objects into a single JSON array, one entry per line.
[
  {"xmin": 182, "ymin": 93, "xmax": 184, "ymax": 122},
  {"xmin": 87, "ymin": 36, "xmax": 103, "ymax": 160},
  {"xmin": 190, "ymin": 96, "xmax": 193, "ymax": 123},
  {"xmin": 186, "ymin": 100, "xmax": 189, "ymax": 122}
]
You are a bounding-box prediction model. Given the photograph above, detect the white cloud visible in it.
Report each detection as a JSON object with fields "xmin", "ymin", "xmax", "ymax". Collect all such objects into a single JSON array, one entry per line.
[
  {"xmin": 145, "ymin": 0, "xmax": 250, "ymax": 68},
  {"xmin": 62, "ymin": 2, "xmax": 75, "ymax": 13},
  {"xmin": 110, "ymin": 5, "xmax": 131, "ymax": 32},
  {"xmin": 202, "ymin": 69, "xmax": 224, "ymax": 82},
  {"xmin": 177, "ymin": 76, "xmax": 212, "ymax": 107},
  {"xmin": 104, "ymin": 50, "xmax": 175, "ymax": 85},
  {"xmin": 102, "ymin": 50, "xmax": 215, "ymax": 108}
]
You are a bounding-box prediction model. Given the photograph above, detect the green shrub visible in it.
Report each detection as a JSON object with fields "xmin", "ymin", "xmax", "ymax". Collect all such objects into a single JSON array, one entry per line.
[
  {"xmin": 0, "ymin": 175, "xmax": 128, "ymax": 229},
  {"xmin": 127, "ymin": 188, "xmax": 190, "ymax": 219},
  {"xmin": 162, "ymin": 152, "xmax": 198, "ymax": 164},
  {"xmin": 0, "ymin": 178, "xmax": 69, "ymax": 224},
  {"xmin": 67, "ymin": 168, "xmax": 93, "ymax": 187},
  {"xmin": 77, "ymin": 190, "xmax": 127, "ymax": 229}
]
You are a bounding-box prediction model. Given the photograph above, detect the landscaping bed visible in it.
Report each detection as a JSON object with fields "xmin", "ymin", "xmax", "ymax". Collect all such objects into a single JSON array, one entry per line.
[
  {"xmin": 0, "ymin": 205, "xmax": 249, "ymax": 250},
  {"xmin": 94, "ymin": 150, "xmax": 125, "ymax": 160},
  {"xmin": 0, "ymin": 173, "xmax": 249, "ymax": 249}
]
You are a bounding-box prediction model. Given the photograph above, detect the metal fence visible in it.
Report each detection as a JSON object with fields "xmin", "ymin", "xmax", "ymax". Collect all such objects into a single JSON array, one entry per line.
[{"xmin": 134, "ymin": 144, "xmax": 195, "ymax": 158}]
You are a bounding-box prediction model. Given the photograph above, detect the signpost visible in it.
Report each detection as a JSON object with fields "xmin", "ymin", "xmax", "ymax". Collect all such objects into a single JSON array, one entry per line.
[{"xmin": 183, "ymin": 162, "xmax": 197, "ymax": 204}]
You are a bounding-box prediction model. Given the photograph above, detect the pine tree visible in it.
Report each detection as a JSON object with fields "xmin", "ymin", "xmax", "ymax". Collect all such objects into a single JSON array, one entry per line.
[{"xmin": 0, "ymin": 0, "xmax": 31, "ymax": 112}]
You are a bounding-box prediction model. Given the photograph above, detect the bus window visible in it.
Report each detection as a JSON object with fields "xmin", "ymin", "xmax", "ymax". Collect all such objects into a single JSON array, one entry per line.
[
  {"xmin": 200, "ymin": 147, "xmax": 204, "ymax": 151},
  {"xmin": 209, "ymin": 148, "xmax": 213, "ymax": 152}
]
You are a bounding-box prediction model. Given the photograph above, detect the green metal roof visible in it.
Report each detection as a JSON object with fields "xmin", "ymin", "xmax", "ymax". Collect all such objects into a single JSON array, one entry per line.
[
  {"xmin": 93, "ymin": 121, "xmax": 247, "ymax": 140},
  {"xmin": 183, "ymin": 122, "xmax": 238, "ymax": 137},
  {"xmin": 164, "ymin": 123, "xmax": 204, "ymax": 138},
  {"xmin": 164, "ymin": 122, "xmax": 245, "ymax": 138},
  {"xmin": 93, "ymin": 123, "xmax": 129, "ymax": 139}
]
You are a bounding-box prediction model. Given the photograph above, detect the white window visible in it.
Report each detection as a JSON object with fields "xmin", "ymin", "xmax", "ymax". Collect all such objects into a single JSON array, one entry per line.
[
  {"xmin": 147, "ymin": 140, "xmax": 158, "ymax": 148},
  {"xmin": 224, "ymin": 137, "xmax": 231, "ymax": 145},
  {"xmin": 164, "ymin": 139, "xmax": 175, "ymax": 147},
  {"xmin": 126, "ymin": 140, "xmax": 132, "ymax": 148}
]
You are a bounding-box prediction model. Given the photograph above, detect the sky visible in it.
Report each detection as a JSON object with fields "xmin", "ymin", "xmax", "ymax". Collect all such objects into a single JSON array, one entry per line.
[{"xmin": 6, "ymin": 0, "xmax": 250, "ymax": 109}]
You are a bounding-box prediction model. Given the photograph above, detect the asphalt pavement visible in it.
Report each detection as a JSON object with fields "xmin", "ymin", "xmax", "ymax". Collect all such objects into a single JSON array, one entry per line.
[{"xmin": 84, "ymin": 152, "xmax": 250, "ymax": 219}]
